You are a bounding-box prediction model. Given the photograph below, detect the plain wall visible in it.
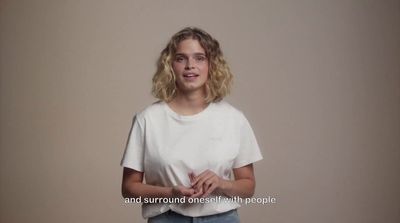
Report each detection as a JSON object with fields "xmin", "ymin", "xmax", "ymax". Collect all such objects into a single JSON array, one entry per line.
[{"xmin": 1, "ymin": 0, "xmax": 399, "ymax": 222}]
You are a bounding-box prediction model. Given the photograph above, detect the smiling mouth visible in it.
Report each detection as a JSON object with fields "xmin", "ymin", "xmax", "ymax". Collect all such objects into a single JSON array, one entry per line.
[{"xmin": 183, "ymin": 73, "xmax": 199, "ymax": 78}]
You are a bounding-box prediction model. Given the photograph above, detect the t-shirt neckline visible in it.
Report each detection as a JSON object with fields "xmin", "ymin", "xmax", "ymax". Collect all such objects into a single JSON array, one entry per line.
[{"xmin": 162, "ymin": 101, "xmax": 214, "ymax": 121}]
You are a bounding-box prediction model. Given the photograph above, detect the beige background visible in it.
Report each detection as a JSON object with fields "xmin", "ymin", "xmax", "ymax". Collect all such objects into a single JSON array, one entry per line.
[{"xmin": 1, "ymin": 0, "xmax": 399, "ymax": 222}]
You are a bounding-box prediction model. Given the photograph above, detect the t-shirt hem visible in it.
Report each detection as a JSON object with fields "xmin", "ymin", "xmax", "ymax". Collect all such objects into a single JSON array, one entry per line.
[
  {"xmin": 233, "ymin": 156, "xmax": 263, "ymax": 169},
  {"xmin": 120, "ymin": 162, "xmax": 144, "ymax": 172}
]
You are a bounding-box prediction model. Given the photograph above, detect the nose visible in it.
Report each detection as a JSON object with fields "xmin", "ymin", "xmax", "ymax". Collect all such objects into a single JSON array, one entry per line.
[{"xmin": 185, "ymin": 58, "xmax": 195, "ymax": 70}]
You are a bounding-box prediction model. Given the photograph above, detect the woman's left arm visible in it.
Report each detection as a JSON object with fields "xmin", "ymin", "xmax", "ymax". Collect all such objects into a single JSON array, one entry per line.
[{"xmin": 191, "ymin": 164, "xmax": 256, "ymax": 198}]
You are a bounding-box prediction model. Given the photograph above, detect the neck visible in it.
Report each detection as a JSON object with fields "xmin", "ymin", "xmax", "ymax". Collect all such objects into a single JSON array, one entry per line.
[{"xmin": 168, "ymin": 90, "xmax": 209, "ymax": 115}]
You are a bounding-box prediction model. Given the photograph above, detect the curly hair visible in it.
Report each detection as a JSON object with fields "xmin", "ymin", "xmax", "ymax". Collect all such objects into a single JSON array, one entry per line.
[{"xmin": 152, "ymin": 27, "xmax": 233, "ymax": 103}]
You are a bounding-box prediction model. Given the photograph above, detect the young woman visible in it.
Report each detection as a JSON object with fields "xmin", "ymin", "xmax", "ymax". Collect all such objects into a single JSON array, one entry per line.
[{"xmin": 121, "ymin": 27, "xmax": 263, "ymax": 223}]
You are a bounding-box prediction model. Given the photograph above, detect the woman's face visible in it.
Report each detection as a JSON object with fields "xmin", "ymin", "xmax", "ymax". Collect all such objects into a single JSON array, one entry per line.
[{"xmin": 172, "ymin": 38, "xmax": 209, "ymax": 96}]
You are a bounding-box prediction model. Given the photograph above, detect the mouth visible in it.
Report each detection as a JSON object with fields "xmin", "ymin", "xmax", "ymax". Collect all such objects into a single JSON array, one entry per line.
[
  {"xmin": 183, "ymin": 73, "xmax": 199, "ymax": 78},
  {"xmin": 182, "ymin": 73, "xmax": 200, "ymax": 81}
]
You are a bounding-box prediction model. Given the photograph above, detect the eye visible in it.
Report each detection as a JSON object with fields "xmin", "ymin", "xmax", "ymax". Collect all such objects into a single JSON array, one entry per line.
[
  {"xmin": 195, "ymin": 56, "xmax": 207, "ymax": 62},
  {"xmin": 175, "ymin": 56, "xmax": 185, "ymax": 62}
]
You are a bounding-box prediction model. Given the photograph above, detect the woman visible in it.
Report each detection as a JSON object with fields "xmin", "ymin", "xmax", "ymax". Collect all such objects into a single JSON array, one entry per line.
[{"xmin": 121, "ymin": 27, "xmax": 263, "ymax": 222}]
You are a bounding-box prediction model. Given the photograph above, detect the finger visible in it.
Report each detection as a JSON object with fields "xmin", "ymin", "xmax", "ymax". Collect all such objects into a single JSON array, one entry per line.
[
  {"xmin": 193, "ymin": 173, "xmax": 214, "ymax": 190},
  {"xmin": 192, "ymin": 171, "xmax": 213, "ymax": 186},
  {"xmin": 191, "ymin": 170, "xmax": 211, "ymax": 185},
  {"xmin": 192, "ymin": 181, "xmax": 204, "ymax": 195},
  {"xmin": 202, "ymin": 183, "xmax": 218, "ymax": 198},
  {"xmin": 181, "ymin": 188, "xmax": 195, "ymax": 197},
  {"xmin": 188, "ymin": 172, "xmax": 194, "ymax": 183},
  {"xmin": 190, "ymin": 187, "xmax": 203, "ymax": 198},
  {"xmin": 202, "ymin": 179, "xmax": 213, "ymax": 192}
]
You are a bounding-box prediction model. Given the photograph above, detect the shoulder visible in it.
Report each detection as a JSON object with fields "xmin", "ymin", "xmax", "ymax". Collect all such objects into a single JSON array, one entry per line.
[
  {"xmin": 212, "ymin": 100, "xmax": 243, "ymax": 114},
  {"xmin": 134, "ymin": 101, "xmax": 165, "ymax": 123},
  {"xmin": 212, "ymin": 100, "xmax": 247, "ymax": 121}
]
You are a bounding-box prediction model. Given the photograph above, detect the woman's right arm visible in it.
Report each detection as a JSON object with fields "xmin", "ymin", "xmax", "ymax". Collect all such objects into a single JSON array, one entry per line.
[{"xmin": 121, "ymin": 167, "xmax": 197, "ymax": 199}]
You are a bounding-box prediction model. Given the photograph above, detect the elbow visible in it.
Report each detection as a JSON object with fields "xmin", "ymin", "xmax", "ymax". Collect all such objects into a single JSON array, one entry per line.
[
  {"xmin": 244, "ymin": 179, "xmax": 256, "ymax": 198},
  {"xmin": 242, "ymin": 189, "xmax": 255, "ymax": 199},
  {"xmin": 245, "ymin": 189, "xmax": 255, "ymax": 198},
  {"xmin": 121, "ymin": 182, "xmax": 139, "ymax": 199},
  {"xmin": 121, "ymin": 182, "xmax": 133, "ymax": 198},
  {"xmin": 231, "ymin": 178, "xmax": 255, "ymax": 199},
  {"xmin": 121, "ymin": 167, "xmax": 144, "ymax": 198},
  {"xmin": 121, "ymin": 187, "xmax": 130, "ymax": 199},
  {"xmin": 247, "ymin": 191, "xmax": 255, "ymax": 198},
  {"xmin": 121, "ymin": 183, "xmax": 129, "ymax": 198}
]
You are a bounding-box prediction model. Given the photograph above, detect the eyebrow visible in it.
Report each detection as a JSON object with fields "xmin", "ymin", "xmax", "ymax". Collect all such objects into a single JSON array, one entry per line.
[{"xmin": 175, "ymin": 53, "xmax": 206, "ymax": 57}]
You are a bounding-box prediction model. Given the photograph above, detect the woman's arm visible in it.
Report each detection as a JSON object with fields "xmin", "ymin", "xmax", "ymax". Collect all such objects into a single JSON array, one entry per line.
[
  {"xmin": 191, "ymin": 164, "xmax": 256, "ymax": 198},
  {"xmin": 121, "ymin": 167, "xmax": 197, "ymax": 199},
  {"xmin": 220, "ymin": 164, "xmax": 256, "ymax": 198}
]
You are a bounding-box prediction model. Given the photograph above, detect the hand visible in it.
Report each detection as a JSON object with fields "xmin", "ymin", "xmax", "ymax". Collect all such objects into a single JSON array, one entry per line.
[
  {"xmin": 188, "ymin": 173, "xmax": 204, "ymax": 198},
  {"xmin": 171, "ymin": 185, "xmax": 195, "ymax": 198},
  {"xmin": 190, "ymin": 170, "xmax": 223, "ymax": 198}
]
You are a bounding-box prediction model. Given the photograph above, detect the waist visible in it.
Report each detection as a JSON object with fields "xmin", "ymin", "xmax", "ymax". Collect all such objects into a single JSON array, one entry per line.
[{"xmin": 148, "ymin": 209, "xmax": 240, "ymax": 222}]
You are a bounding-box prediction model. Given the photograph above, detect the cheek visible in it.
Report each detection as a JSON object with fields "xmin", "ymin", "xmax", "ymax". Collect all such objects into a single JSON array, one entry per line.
[
  {"xmin": 172, "ymin": 63, "xmax": 182, "ymax": 74},
  {"xmin": 201, "ymin": 63, "xmax": 209, "ymax": 75},
  {"xmin": 204, "ymin": 69, "xmax": 209, "ymax": 78}
]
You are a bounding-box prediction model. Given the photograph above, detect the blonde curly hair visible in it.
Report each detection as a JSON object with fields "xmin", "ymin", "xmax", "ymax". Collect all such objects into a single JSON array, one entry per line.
[{"xmin": 152, "ymin": 27, "xmax": 233, "ymax": 103}]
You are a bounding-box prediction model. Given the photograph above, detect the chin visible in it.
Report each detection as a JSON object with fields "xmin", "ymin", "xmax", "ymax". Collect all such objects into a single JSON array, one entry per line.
[{"xmin": 180, "ymin": 85, "xmax": 206, "ymax": 93}]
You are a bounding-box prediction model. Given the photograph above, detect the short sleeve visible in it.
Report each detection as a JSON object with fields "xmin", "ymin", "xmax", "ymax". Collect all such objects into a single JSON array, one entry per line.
[
  {"xmin": 120, "ymin": 114, "xmax": 145, "ymax": 172},
  {"xmin": 233, "ymin": 113, "xmax": 263, "ymax": 168}
]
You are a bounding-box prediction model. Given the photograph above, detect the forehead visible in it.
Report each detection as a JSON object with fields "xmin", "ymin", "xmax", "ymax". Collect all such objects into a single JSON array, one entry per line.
[{"xmin": 175, "ymin": 38, "xmax": 206, "ymax": 54}]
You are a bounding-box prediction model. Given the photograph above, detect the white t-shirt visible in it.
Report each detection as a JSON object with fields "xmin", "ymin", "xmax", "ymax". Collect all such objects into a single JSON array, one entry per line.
[{"xmin": 121, "ymin": 100, "xmax": 263, "ymax": 218}]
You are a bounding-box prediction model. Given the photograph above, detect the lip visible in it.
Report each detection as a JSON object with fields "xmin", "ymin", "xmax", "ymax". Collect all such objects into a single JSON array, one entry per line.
[{"xmin": 183, "ymin": 73, "xmax": 199, "ymax": 77}]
